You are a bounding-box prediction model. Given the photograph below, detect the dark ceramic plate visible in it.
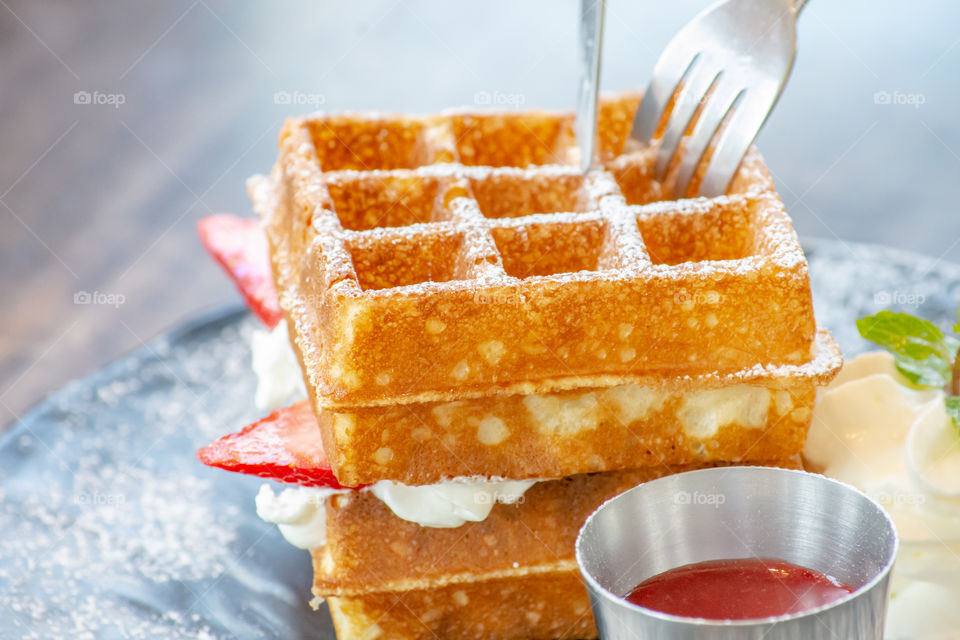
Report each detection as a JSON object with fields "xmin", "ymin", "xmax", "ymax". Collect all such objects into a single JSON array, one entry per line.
[{"xmin": 2, "ymin": 238, "xmax": 959, "ymax": 639}]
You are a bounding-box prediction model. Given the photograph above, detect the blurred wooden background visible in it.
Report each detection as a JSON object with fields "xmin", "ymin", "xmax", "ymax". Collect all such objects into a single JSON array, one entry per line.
[{"xmin": 3, "ymin": 1, "xmax": 960, "ymax": 428}]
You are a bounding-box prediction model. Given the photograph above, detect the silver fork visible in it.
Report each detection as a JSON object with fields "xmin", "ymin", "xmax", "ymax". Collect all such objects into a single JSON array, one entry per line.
[
  {"xmin": 576, "ymin": 0, "xmax": 605, "ymax": 173},
  {"xmin": 630, "ymin": 0, "xmax": 809, "ymax": 198}
]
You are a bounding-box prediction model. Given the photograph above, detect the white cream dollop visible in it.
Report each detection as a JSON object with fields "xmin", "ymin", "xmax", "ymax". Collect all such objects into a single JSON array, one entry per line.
[
  {"xmin": 256, "ymin": 476, "xmax": 538, "ymax": 546},
  {"xmin": 884, "ymin": 579, "xmax": 960, "ymax": 640},
  {"xmin": 369, "ymin": 478, "xmax": 537, "ymax": 528},
  {"xmin": 906, "ymin": 399, "xmax": 960, "ymax": 498},
  {"xmin": 251, "ymin": 322, "xmax": 307, "ymax": 412},
  {"xmin": 805, "ymin": 351, "xmax": 960, "ymax": 638},
  {"xmin": 255, "ymin": 485, "xmax": 334, "ymax": 549}
]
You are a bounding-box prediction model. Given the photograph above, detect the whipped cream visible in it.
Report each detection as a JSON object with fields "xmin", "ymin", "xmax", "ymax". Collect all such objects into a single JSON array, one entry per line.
[
  {"xmin": 370, "ymin": 478, "xmax": 537, "ymax": 528},
  {"xmin": 251, "ymin": 322, "xmax": 307, "ymax": 412},
  {"xmin": 255, "ymin": 485, "xmax": 334, "ymax": 549},
  {"xmin": 805, "ymin": 351, "xmax": 960, "ymax": 638},
  {"xmin": 256, "ymin": 477, "xmax": 538, "ymax": 547}
]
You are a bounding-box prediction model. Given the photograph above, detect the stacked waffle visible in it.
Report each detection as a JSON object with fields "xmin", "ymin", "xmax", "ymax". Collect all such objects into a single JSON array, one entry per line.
[{"xmin": 198, "ymin": 92, "xmax": 841, "ymax": 640}]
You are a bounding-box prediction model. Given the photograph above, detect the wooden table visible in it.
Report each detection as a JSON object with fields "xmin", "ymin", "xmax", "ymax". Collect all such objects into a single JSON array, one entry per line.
[{"xmin": 3, "ymin": 0, "xmax": 960, "ymax": 427}]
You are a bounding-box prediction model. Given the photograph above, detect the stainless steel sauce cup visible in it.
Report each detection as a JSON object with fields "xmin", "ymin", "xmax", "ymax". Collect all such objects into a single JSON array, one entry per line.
[{"xmin": 576, "ymin": 466, "xmax": 898, "ymax": 640}]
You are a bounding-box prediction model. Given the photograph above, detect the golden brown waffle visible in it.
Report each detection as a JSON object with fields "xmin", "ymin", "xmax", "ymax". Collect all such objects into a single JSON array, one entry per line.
[
  {"xmin": 318, "ymin": 330, "xmax": 840, "ymax": 486},
  {"xmin": 327, "ymin": 569, "xmax": 594, "ymax": 640},
  {"xmin": 251, "ymin": 93, "xmax": 816, "ymax": 409},
  {"xmin": 314, "ymin": 459, "xmax": 800, "ymax": 639},
  {"xmin": 311, "ymin": 460, "xmax": 800, "ymax": 597}
]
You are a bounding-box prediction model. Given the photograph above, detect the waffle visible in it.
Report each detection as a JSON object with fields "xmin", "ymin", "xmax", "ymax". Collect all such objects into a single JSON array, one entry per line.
[
  {"xmin": 326, "ymin": 569, "xmax": 594, "ymax": 640},
  {"xmin": 313, "ymin": 459, "xmax": 800, "ymax": 639},
  {"xmin": 251, "ymin": 92, "xmax": 816, "ymax": 409},
  {"xmin": 317, "ymin": 330, "xmax": 839, "ymax": 485}
]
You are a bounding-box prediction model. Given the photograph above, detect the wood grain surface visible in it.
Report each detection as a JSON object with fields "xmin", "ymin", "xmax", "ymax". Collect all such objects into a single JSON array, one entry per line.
[{"xmin": 3, "ymin": 1, "xmax": 960, "ymax": 429}]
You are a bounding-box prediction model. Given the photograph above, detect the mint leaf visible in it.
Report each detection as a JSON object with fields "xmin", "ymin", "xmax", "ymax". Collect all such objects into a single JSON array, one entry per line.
[
  {"xmin": 858, "ymin": 309, "xmax": 960, "ymax": 436},
  {"xmin": 857, "ymin": 311, "xmax": 948, "ymax": 361},
  {"xmin": 894, "ymin": 353, "xmax": 952, "ymax": 387},
  {"xmin": 945, "ymin": 396, "xmax": 960, "ymax": 435}
]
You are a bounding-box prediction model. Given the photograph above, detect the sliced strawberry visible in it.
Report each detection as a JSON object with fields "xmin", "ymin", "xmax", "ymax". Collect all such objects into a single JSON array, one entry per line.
[
  {"xmin": 197, "ymin": 214, "xmax": 282, "ymax": 328},
  {"xmin": 197, "ymin": 401, "xmax": 358, "ymax": 490}
]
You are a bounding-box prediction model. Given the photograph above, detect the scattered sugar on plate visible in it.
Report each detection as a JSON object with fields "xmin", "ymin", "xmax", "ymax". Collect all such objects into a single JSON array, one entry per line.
[{"xmin": 0, "ymin": 313, "xmax": 312, "ymax": 639}]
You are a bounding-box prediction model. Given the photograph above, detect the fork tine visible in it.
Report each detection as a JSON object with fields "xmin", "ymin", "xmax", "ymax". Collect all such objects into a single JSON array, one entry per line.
[
  {"xmin": 698, "ymin": 86, "xmax": 779, "ymax": 196},
  {"xmin": 631, "ymin": 49, "xmax": 701, "ymax": 148},
  {"xmin": 670, "ymin": 83, "xmax": 745, "ymax": 199},
  {"xmin": 654, "ymin": 61, "xmax": 722, "ymax": 181}
]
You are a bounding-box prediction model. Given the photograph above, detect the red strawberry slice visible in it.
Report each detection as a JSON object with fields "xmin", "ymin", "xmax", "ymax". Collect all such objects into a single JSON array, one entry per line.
[
  {"xmin": 197, "ymin": 214, "xmax": 282, "ymax": 328},
  {"xmin": 197, "ymin": 401, "xmax": 358, "ymax": 490}
]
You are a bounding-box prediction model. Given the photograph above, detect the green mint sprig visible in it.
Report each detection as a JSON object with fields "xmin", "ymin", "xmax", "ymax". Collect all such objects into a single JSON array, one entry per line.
[
  {"xmin": 946, "ymin": 396, "xmax": 960, "ymax": 430},
  {"xmin": 856, "ymin": 308, "xmax": 960, "ymax": 433}
]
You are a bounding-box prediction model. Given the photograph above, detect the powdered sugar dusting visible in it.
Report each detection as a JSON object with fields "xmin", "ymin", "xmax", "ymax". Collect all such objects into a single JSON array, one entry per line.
[
  {"xmin": 805, "ymin": 239, "xmax": 960, "ymax": 354},
  {"xmin": 275, "ymin": 94, "xmax": 802, "ymax": 299},
  {"xmin": 0, "ymin": 311, "xmax": 323, "ymax": 639}
]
